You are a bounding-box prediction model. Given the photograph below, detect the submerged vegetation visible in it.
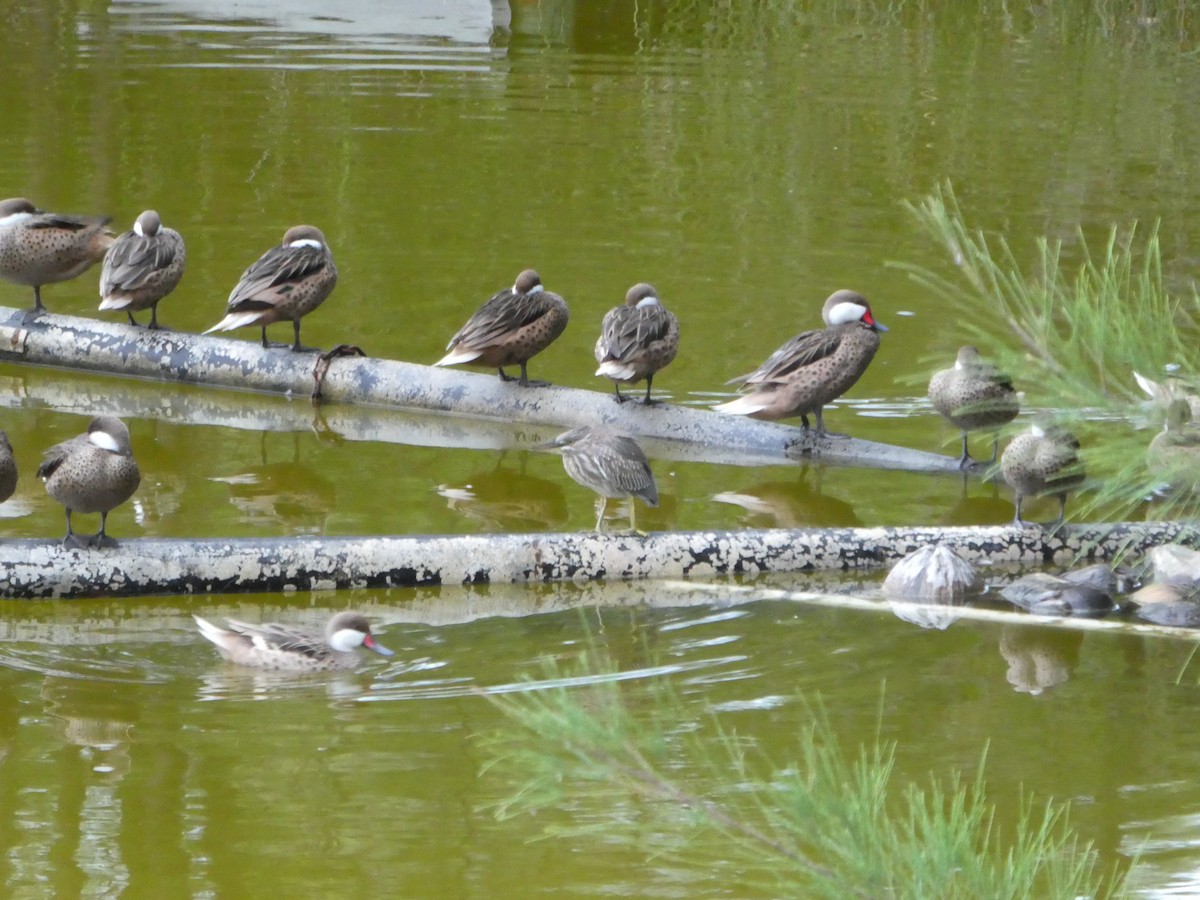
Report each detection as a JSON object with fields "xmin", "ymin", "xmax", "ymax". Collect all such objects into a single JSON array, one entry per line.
[
  {"xmin": 481, "ymin": 651, "xmax": 1128, "ymax": 899},
  {"xmin": 898, "ymin": 181, "xmax": 1200, "ymax": 522}
]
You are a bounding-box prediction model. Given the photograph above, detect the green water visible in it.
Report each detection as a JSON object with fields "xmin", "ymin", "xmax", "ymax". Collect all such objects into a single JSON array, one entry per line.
[{"xmin": 3, "ymin": 1, "xmax": 1200, "ymax": 895}]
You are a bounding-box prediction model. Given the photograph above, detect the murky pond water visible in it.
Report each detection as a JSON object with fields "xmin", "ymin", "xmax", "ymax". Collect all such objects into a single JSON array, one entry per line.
[{"xmin": 3, "ymin": 1, "xmax": 1200, "ymax": 895}]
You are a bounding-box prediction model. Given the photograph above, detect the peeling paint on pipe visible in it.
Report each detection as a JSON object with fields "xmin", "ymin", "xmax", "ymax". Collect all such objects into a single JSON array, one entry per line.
[{"xmin": 1, "ymin": 522, "xmax": 1193, "ymax": 600}]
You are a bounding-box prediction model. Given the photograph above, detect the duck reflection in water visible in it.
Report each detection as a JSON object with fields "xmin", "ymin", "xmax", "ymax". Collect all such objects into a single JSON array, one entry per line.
[
  {"xmin": 438, "ymin": 452, "xmax": 569, "ymax": 531},
  {"xmin": 44, "ymin": 680, "xmax": 135, "ymax": 780},
  {"xmin": 210, "ymin": 433, "xmax": 336, "ymax": 533},
  {"xmin": 938, "ymin": 473, "xmax": 1018, "ymax": 527},
  {"xmin": 712, "ymin": 465, "xmax": 862, "ymax": 528},
  {"xmin": 998, "ymin": 626, "xmax": 1082, "ymax": 695}
]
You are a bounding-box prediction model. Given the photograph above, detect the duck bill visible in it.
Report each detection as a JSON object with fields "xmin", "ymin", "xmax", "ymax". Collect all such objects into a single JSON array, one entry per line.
[{"xmin": 363, "ymin": 635, "xmax": 395, "ymax": 657}]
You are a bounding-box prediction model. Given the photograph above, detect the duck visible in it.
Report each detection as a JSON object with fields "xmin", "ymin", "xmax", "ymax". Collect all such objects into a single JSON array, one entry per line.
[
  {"xmin": 1000, "ymin": 421, "xmax": 1085, "ymax": 526},
  {"xmin": 204, "ymin": 224, "xmax": 337, "ymax": 351},
  {"xmin": 0, "ymin": 197, "xmax": 115, "ymax": 317},
  {"xmin": 1147, "ymin": 398, "xmax": 1200, "ymax": 490},
  {"xmin": 0, "ymin": 430, "xmax": 16, "ymax": 505},
  {"xmin": 538, "ymin": 426, "xmax": 658, "ymax": 531},
  {"xmin": 193, "ymin": 611, "xmax": 394, "ymax": 671},
  {"xmin": 434, "ymin": 268, "xmax": 569, "ymax": 387},
  {"xmin": 713, "ymin": 289, "xmax": 888, "ymax": 436},
  {"xmin": 1133, "ymin": 370, "xmax": 1200, "ymax": 420},
  {"xmin": 37, "ymin": 416, "xmax": 141, "ymax": 548},
  {"xmin": 594, "ymin": 282, "xmax": 680, "ymax": 405},
  {"xmin": 98, "ymin": 210, "xmax": 186, "ymax": 330},
  {"xmin": 928, "ymin": 345, "xmax": 1020, "ymax": 467}
]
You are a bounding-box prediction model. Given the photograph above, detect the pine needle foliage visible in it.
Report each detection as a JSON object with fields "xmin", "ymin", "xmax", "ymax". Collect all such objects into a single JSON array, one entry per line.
[
  {"xmin": 479, "ymin": 651, "xmax": 1127, "ymax": 898},
  {"xmin": 895, "ymin": 180, "xmax": 1200, "ymax": 522}
]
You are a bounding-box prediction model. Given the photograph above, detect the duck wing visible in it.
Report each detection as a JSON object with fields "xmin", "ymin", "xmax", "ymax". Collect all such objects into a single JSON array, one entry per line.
[
  {"xmin": 225, "ymin": 244, "xmax": 331, "ymax": 313},
  {"xmin": 450, "ymin": 288, "xmax": 559, "ymax": 349},
  {"xmin": 31, "ymin": 212, "xmax": 111, "ymax": 232},
  {"xmin": 35, "ymin": 434, "xmax": 87, "ymax": 480},
  {"xmin": 225, "ymin": 619, "xmax": 328, "ymax": 659},
  {"xmin": 102, "ymin": 231, "xmax": 181, "ymax": 292},
  {"xmin": 597, "ymin": 305, "xmax": 674, "ymax": 362},
  {"xmin": 727, "ymin": 327, "xmax": 843, "ymax": 387}
]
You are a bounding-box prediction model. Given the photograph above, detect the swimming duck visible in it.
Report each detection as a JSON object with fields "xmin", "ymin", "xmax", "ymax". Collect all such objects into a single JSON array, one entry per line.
[
  {"xmin": 0, "ymin": 197, "xmax": 115, "ymax": 317},
  {"xmin": 1147, "ymin": 398, "xmax": 1200, "ymax": 490},
  {"xmin": 37, "ymin": 416, "xmax": 140, "ymax": 548},
  {"xmin": 98, "ymin": 210, "xmax": 186, "ymax": 330},
  {"xmin": 713, "ymin": 290, "xmax": 887, "ymax": 436},
  {"xmin": 594, "ymin": 282, "xmax": 680, "ymax": 405},
  {"xmin": 1000, "ymin": 421, "xmax": 1085, "ymax": 526},
  {"xmin": 539, "ymin": 426, "xmax": 658, "ymax": 531},
  {"xmin": 0, "ymin": 430, "xmax": 16, "ymax": 505},
  {"xmin": 435, "ymin": 269, "xmax": 569, "ymax": 386},
  {"xmin": 204, "ymin": 224, "xmax": 337, "ymax": 351},
  {"xmin": 928, "ymin": 346, "xmax": 1020, "ymax": 467},
  {"xmin": 194, "ymin": 611, "xmax": 394, "ymax": 671}
]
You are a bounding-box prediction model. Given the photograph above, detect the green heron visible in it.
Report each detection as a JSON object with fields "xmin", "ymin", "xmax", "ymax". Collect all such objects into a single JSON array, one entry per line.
[{"xmin": 540, "ymin": 426, "xmax": 658, "ymax": 531}]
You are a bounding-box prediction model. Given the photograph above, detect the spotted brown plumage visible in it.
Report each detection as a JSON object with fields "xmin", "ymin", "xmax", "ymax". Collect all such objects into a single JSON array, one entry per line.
[
  {"xmin": 714, "ymin": 289, "xmax": 888, "ymax": 436},
  {"xmin": 0, "ymin": 197, "xmax": 115, "ymax": 316},
  {"xmin": 435, "ymin": 268, "xmax": 569, "ymax": 387},
  {"xmin": 37, "ymin": 416, "xmax": 140, "ymax": 548},
  {"xmin": 204, "ymin": 224, "xmax": 337, "ymax": 351},
  {"xmin": 594, "ymin": 282, "xmax": 680, "ymax": 405},
  {"xmin": 540, "ymin": 426, "xmax": 658, "ymax": 531},
  {"xmin": 928, "ymin": 346, "xmax": 1020, "ymax": 467},
  {"xmin": 193, "ymin": 611, "xmax": 394, "ymax": 671},
  {"xmin": 0, "ymin": 430, "xmax": 16, "ymax": 505},
  {"xmin": 98, "ymin": 210, "xmax": 186, "ymax": 330},
  {"xmin": 1000, "ymin": 421, "xmax": 1085, "ymax": 527}
]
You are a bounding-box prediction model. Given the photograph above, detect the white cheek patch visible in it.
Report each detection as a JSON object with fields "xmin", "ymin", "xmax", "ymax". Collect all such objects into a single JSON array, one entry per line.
[
  {"xmin": 329, "ymin": 628, "xmax": 365, "ymax": 652},
  {"xmin": 287, "ymin": 238, "xmax": 324, "ymax": 250},
  {"xmin": 826, "ymin": 302, "xmax": 867, "ymax": 325},
  {"xmin": 134, "ymin": 221, "xmax": 145, "ymax": 237},
  {"xmin": 0, "ymin": 212, "xmax": 33, "ymax": 228},
  {"xmin": 1030, "ymin": 423, "xmax": 1046, "ymax": 438},
  {"xmin": 954, "ymin": 359, "xmax": 965, "ymax": 371},
  {"xmin": 635, "ymin": 296, "xmax": 660, "ymax": 308},
  {"xmin": 88, "ymin": 431, "xmax": 122, "ymax": 452}
]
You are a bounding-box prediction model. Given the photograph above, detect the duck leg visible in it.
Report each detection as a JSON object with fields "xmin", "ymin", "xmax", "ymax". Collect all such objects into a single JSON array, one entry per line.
[
  {"xmin": 612, "ymin": 383, "xmax": 628, "ymax": 404},
  {"xmin": 1053, "ymin": 493, "xmax": 1068, "ymax": 527},
  {"xmin": 814, "ymin": 408, "xmax": 848, "ymax": 440},
  {"xmin": 641, "ymin": 374, "xmax": 659, "ymax": 406},
  {"xmin": 1012, "ymin": 493, "xmax": 1029, "ymax": 527},
  {"xmin": 22, "ymin": 286, "xmax": 46, "ymax": 322},
  {"xmin": 92, "ymin": 511, "xmax": 120, "ymax": 549},
  {"xmin": 62, "ymin": 509, "xmax": 90, "ymax": 550},
  {"xmin": 290, "ymin": 320, "xmax": 320, "ymax": 353},
  {"xmin": 516, "ymin": 361, "xmax": 550, "ymax": 388},
  {"xmin": 957, "ymin": 431, "xmax": 974, "ymax": 469}
]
